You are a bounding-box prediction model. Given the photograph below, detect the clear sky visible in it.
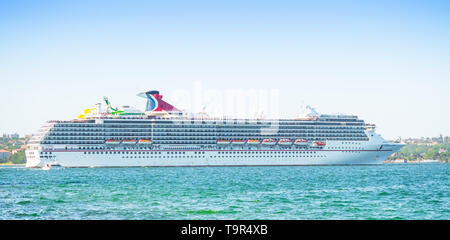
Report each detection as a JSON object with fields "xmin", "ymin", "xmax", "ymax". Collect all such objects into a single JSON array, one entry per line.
[{"xmin": 1, "ymin": 0, "xmax": 449, "ymax": 139}]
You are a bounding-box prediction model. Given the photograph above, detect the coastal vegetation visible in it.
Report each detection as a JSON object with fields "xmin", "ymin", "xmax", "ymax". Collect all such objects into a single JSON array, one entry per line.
[
  {"xmin": 0, "ymin": 151, "xmax": 26, "ymax": 165},
  {"xmin": 388, "ymin": 136, "xmax": 449, "ymax": 162},
  {"xmin": 6, "ymin": 151, "xmax": 26, "ymax": 164},
  {"xmin": 0, "ymin": 135, "xmax": 29, "ymax": 164}
]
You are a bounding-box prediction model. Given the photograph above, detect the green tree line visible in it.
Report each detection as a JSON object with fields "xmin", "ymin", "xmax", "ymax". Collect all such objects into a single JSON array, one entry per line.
[
  {"xmin": 389, "ymin": 143, "xmax": 449, "ymax": 162},
  {"xmin": 0, "ymin": 150, "xmax": 26, "ymax": 164}
]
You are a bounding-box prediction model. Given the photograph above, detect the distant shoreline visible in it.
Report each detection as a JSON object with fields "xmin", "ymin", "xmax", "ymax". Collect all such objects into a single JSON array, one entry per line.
[
  {"xmin": 0, "ymin": 163, "xmax": 25, "ymax": 166},
  {"xmin": 384, "ymin": 159, "xmax": 447, "ymax": 163}
]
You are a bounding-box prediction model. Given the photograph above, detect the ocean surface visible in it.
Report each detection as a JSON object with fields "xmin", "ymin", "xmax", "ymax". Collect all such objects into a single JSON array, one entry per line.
[{"xmin": 0, "ymin": 163, "xmax": 448, "ymax": 219}]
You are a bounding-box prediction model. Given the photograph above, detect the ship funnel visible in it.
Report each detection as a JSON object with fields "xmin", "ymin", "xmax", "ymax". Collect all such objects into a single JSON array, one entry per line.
[{"xmin": 137, "ymin": 90, "xmax": 180, "ymax": 112}]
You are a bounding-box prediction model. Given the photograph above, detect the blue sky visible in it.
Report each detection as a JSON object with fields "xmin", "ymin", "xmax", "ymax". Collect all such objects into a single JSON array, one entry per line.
[{"xmin": 1, "ymin": 0, "xmax": 449, "ymax": 139}]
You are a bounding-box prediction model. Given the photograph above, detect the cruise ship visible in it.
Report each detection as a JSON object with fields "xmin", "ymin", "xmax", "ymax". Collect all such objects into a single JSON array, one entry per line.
[{"xmin": 25, "ymin": 90, "xmax": 404, "ymax": 168}]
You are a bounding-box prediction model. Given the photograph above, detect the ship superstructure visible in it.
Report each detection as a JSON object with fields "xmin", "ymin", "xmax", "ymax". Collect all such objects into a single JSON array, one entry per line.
[{"xmin": 25, "ymin": 91, "xmax": 404, "ymax": 167}]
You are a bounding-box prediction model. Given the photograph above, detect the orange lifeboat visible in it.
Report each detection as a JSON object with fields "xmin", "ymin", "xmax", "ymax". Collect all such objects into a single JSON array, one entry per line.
[
  {"xmin": 247, "ymin": 139, "xmax": 260, "ymax": 145},
  {"xmin": 316, "ymin": 141, "xmax": 326, "ymax": 146},
  {"xmin": 217, "ymin": 139, "xmax": 230, "ymax": 145},
  {"xmin": 138, "ymin": 139, "xmax": 152, "ymax": 144}
]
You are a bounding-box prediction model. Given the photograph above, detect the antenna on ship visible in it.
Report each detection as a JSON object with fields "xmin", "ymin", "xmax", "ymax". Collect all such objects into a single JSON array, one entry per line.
[
  {"xmin": 258, "ymin": 111, "xmax": 265, "ymax": 119},
  {"xmin": 198, "ymin": 105, "xmax": 209, "ymax": 119},
  {"xmin": 199, "ymin": 105, "xmax": 207, "ymax": 114},
  {"xmin": 95, "ymin": 102, "xmax": 102, "ymax": 115},
  {"xmin": 252, "ymin": 111, "xmax": 259, "ymax": 119}
]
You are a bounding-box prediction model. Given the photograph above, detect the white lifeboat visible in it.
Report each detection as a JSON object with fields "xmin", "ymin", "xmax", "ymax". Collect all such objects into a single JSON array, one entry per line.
[
  {"xmin": 105, "ymin": 139, "xmax": 121, "ymax": 145},
  {"xmin": 262, "ymin": 139, "xmax": 277, "ymax": 145},
  {"xmin": 294, "ymin": 139, "xmax": 308, "ymax": 145},
  {"xmin": 278, "ymin": 139, "xmax": 292, "ymax": 145},
  {"xmin": 231, "ymin": 140, "xmax": 246, "ymax": 145},
  {"xmin": 122, "ymin": 139, "xmax": 137, "ymax": 144}
]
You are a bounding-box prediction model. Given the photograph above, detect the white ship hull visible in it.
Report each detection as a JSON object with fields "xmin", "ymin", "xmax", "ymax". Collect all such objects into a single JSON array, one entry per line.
[{"xmin": 26, "ymin": 141, "xmax": 404, "ymax": 168}]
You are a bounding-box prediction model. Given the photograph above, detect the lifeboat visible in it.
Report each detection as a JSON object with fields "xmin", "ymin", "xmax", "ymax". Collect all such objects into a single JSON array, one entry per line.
[
  {"xmin": 217, "ymin": 140, "xmax": 230, "ymax": 145},
  {"xmin": 105, "ymin": 139, "xmax": 121, "ymax": 145},
  {"xmin": 262, "ymin": 139, "xmax": 277, "ymax": 145},
  {"xmin": 138, "ymin": 139, "xmax": 152, "ymax": 144},
  {"xmin": 316, "ymin": 141, "xmax": 326, "ymax": 146},
  {"xmin": 278, "ymin": 139, "xmax": 293, "ymax": 145},
  {"xmin": 294, "ymin": 139, "xmax": 308, "ymax": 145},
  {"xmin": 231, "ymin": 140, "xmax": 246, "ymax": 144},
  {"xmin": 121, "ymin": 139, "xmax": 137, "ymax": 144},
  {"xmin": 247, "ymin": 139, "xmax": 260, "ymax": 145}
]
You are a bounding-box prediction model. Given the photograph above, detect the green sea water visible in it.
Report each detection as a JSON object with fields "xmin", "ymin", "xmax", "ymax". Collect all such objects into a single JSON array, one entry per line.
[{"xmin": 0, "ymin": 163, "xmax": 448, "ymax": 219}]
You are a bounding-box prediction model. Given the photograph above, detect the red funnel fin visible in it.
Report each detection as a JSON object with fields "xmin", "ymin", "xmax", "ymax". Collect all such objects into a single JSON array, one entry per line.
[{"xmin": 151, "ymin": 93, "xmax": 180, "ymax": 112}]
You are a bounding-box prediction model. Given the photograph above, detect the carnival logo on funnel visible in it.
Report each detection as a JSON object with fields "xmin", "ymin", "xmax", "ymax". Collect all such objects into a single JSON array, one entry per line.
[
  {"xmin": 146, "ymin": 92, "xmax": 159, "ymax": 111},
  {"xmin": 137, "ymin": 90, "xmax": 180, "ymax": 112}
]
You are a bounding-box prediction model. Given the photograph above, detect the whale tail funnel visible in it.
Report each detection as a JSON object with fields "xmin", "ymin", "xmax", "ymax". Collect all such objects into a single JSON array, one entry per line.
[{"xmin": 137, "ymin": 90, "xmax": 180, "ymax": 112}]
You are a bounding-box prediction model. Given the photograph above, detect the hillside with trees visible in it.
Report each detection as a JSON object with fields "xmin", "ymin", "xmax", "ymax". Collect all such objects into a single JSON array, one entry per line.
[
  {"xmin": 388, "ymin": 135, "xmax": 449, "ymax": 162},
  {"xmin": 0, "ymin": 135, "xmax": 29, "ymax": 164}
]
